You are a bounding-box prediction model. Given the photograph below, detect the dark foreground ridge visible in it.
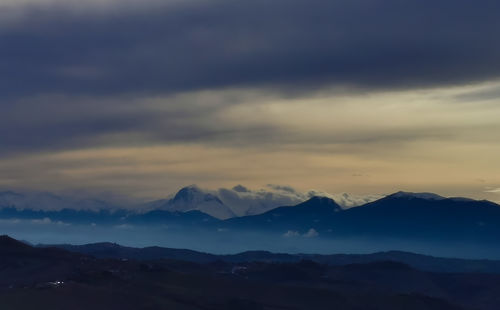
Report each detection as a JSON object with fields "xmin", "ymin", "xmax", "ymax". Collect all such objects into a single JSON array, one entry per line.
[
  {"xmin": 44, "ymin": 241, "xmax": 500, "ymax": 274},
  {"xmin": 0, "ymin": 235, "xmax": 498, "ymax": 310}
]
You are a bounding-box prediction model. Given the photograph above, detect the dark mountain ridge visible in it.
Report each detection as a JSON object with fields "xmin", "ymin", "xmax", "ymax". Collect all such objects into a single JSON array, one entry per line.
[
  {"xmin": 219, "ymin": 192, "xmax": 500, "ymax": 245},
  {"xmin": 43, "ymin": 240, "xmax": 500, "ymax": 274},
  {"xmin": 2, "ymin": 235, "xmax": 500, "ymax": 310},
  {"xmin": 223, "ymin": 196, "xmax": 343, "ymax": 230},
  {"xmin": 0, "ymin": 235, "xmax": 471, "ymax": 310}
]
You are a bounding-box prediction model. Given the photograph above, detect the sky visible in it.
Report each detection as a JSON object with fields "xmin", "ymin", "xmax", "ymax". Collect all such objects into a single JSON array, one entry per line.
[{"xmin": 1, "ymin": 0, "xmax": 500, "ymax": 203}]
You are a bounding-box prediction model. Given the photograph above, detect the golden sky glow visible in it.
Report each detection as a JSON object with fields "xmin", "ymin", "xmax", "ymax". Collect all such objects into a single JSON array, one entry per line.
[{"xmin": 1, "ymin": 81, "xmax": 499, "ymax": 202}]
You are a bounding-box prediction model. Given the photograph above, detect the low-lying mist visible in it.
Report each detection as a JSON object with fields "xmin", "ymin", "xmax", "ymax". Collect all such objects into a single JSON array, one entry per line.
[{"xmin": 3, "ymin": 219, "xmax": 500, "ymax": 260}]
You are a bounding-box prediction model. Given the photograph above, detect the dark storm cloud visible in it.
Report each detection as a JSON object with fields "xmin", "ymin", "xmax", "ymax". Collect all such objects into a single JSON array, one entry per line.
[
  {"xmin": 0, "ymin": 93, "xmax": 283, "ymax": 154},
  {"xmin": 0, "ymin": 90, "xmax": 462, "ymax": 155},
  {"xmin": 1, "ymin": 0, "xmax": 500, "ymax": 155},
  {"xmin": 1, "ymin": 0, "xmax": 500, "ymax": 98}
]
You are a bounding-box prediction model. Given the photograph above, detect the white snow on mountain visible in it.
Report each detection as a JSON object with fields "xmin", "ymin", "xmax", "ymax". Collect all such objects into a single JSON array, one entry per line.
[
  {"xmin": 323, "ymin": 192, "xmax": 386, "ymax": 209},
  {"xmin": 163, "ymin": 185, "xmax": 236, "ymax": 220},
  {"xmin": 0, "ymin": 185, "xmax": 384, "ymax": 219},
  {"xmin": 157, "ymin": 184, "xmax": 384, "ymax": 219}
]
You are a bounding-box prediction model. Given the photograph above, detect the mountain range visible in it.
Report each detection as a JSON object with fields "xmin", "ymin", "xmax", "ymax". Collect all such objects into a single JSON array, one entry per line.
[
  {"xmin": 42, "ymin": 241, "xmax": 500, "ymax": 274},
  {"xmin": 2, "ymin": 188, "xmax": 500, "ymax": 235},
  {"xmin": 140, "ymin": 184, "xmax": 383, "ymax": 219},
  {"xmin": 1, "ymin": 185, "xmax": 380, "ymax": 219},
  {"xmin": 2, "ymin": 187, "xmax": 500, "ymax": 257},
  {"xmin": 222, "ymin": 192, "xmax": 500, "ymax": 239}
]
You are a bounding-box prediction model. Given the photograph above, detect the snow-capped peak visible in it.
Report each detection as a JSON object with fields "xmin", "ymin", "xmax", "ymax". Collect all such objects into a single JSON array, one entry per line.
[
  {"xmin": 165, "ymin": 185, "xmax": 235, "ymax": 220},
  {"xmin": 171, "ymin": 185, "xmax": 224, "ymax": 205}
]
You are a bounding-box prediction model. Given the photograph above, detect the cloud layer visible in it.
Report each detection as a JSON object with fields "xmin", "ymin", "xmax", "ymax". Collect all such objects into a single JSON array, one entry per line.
[
  {"xmin": 0, "ymin": 0, "xmax": 499, "ymax": 203},
  {"xmin": 1, "ymin": 0, "xmax": 500, "ymax": 98},
  {"xmin": 2, "ymin": 0, "xmax": 500, "ymax": 155}
]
